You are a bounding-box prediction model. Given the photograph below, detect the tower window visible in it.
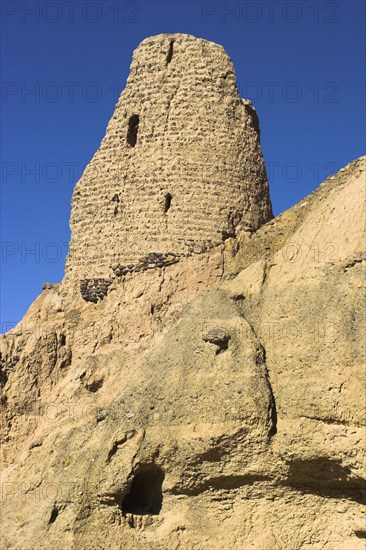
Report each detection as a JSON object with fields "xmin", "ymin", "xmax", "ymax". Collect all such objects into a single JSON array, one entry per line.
[
  {"xmin": 166, "ymin": 40, "xmax": 174, "ymax": 65},
  {"xmin": 121, "ymin": 464, "xmax": 164, "ymax": 516},
  {"xmin": 127, "ymin": 114, "xmax": 139, "ymax": 147},
  {"xmin": 164, "ymin": 193, "xmax": 172, "ymax": 213}
]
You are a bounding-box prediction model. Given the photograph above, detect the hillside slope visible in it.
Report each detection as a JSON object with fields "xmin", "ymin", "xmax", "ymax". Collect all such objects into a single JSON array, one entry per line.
[{"xmin": 1, "ymin": 157, "xmax": 365, "ymax": 549}]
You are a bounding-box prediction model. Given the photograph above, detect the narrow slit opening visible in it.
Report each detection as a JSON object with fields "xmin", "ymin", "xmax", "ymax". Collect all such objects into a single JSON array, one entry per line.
[
  {"xmin": 127, "ymin": 114, "xmax": 139, "ymax": 147},
  {"xmin": 166, "ymin": 40, "xmax": 174, "ymax": 65},
  {"xmin": 164, "ymin": 193, "xmax": 172, "ymax": 213},
  {"xmin": 49, "ymin": 507, "xmax": 59, "ymax": 524}
]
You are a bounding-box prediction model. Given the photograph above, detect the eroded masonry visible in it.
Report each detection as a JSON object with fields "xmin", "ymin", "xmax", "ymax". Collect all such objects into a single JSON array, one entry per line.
[{"xmin": 65, "ymin": 34, "xmax": 272, "ymax": 296}]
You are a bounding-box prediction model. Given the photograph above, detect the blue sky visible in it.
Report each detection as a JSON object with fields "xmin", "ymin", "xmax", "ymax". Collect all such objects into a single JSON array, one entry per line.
[{"xmin": 1, "ymin": 0, "xmax": 365, "ymax": 330}]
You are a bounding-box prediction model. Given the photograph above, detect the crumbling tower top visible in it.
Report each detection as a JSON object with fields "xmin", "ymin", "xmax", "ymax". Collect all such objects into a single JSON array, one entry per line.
[{"xmin": 65, "ymin": 33, "xmax": 272, "ymax": 284}]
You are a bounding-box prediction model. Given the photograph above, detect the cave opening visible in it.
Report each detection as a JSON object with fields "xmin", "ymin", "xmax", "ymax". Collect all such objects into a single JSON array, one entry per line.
[{"xmin": 121, "ymin": 464, "xmax": 164, "ymax": 516}]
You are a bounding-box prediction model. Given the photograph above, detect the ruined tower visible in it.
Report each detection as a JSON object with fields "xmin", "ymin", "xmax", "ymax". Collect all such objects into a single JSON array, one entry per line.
[{"xmin": 65, "ymin": 34, "xmax": 272, "ymax": 289}]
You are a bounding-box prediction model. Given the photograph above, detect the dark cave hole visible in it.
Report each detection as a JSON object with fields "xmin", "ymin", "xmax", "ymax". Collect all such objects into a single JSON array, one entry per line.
[
  {"xmin": 48, "ymin": 506, "xmax": 59, "ymax": 524},
  {"xmin": 166, "ymin": 40, "xmax": 174, "ymax": 65},
  {"xmin": 164, "ymin": 193, "xmax": 172, "ymax": 213},
  {"xmin": 215, "ymin": 336, "xmax": 230, "ymax": 354},
  {"xmin": 127, "ymin": 114, "xmax": 139, "ymax": 147},
  {"xmin": 222, "ymin": 228, "xmax": 236, "ymax": 241},
  {"xmin": 85, "ymin": 378, "xmax": 104, "ymax": 393},
  {"xmin": 121, "ymin": 464, "xmax": 164, "ymax": 516}
]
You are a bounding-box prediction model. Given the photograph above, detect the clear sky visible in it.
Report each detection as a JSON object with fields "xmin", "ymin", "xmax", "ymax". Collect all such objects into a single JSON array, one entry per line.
[{"xmin": 1, "ymin": 0, "xmax": 365, "ymax": 330}]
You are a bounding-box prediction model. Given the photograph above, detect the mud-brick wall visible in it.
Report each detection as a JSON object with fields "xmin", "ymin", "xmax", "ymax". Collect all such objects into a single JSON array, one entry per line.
[{"xmin": 65, "ymin": 33, "xmax": 272, "ymax": 283}]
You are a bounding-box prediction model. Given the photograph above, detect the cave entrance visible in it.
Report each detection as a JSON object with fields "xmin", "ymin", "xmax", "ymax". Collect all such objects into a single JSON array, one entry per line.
[
  {"xmin": 121, "ymin": 464, "xmax": 164, "ymax": 516},
  {"xmin": 127, "ymin": 114, "xmax": 139, "ymax": 147}
]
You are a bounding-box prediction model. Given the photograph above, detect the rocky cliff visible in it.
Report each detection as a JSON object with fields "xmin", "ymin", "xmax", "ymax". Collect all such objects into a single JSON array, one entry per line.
[{"xmin": 0, "ymin": 34, "xmax": 365, "ymax": 550}]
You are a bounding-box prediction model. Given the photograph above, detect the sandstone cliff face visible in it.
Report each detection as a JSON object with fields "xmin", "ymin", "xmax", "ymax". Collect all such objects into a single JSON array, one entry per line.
[
  {"xmin": 65, "ymin": 33, "xmax": 272, "ymax": 286},
  {"xmin": 1, "ymin": 156, "xmax": 364, "ymax": 550},
  {"xmin": 1, "ymin": 34, "xmax": 365, "ymax": 550}
]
